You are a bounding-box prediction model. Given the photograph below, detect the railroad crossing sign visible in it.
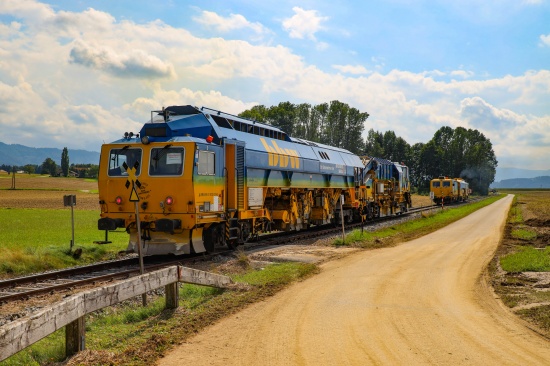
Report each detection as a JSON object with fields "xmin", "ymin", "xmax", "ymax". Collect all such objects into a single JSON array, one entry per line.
[{"xmin": 123, "ymin": 161, "xmax": 141, "ymax": 202}]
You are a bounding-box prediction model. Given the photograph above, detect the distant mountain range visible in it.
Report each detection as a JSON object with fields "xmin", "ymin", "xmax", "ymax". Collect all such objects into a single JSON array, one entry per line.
[
  {"xmin": 0, "ymin": 141, "xmax": 100, "ymax": 166},
  {"xmin": 491, "ymin": 176, "xmax": 550, "ymax": 189},
  {"xmin": 494, "ymin": 167, "xmax": 550, "ymax": 182}
]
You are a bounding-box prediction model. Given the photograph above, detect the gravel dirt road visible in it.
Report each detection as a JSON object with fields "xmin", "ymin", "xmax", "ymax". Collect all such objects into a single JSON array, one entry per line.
[{"xmin": 159, "ymin": 195, "xmax": 550, "ymax": 365}]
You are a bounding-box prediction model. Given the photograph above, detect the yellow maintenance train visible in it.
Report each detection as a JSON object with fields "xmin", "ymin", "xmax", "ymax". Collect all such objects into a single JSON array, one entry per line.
[{"xmin": 97, "ymin": 105, "xmax": 412, "ymax": 255}]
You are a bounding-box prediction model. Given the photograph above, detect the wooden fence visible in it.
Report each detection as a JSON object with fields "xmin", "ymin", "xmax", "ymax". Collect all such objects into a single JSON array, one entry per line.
[{"xmin": 0, "ymin": 266, "xmax": 232, "ymax": 361}]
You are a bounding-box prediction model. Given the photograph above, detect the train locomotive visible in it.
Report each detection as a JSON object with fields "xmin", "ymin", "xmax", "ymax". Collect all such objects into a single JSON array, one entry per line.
[
  {"xmin": 430, "ymin": 176, "xmax": 470, "ymax": 204},
  {"xmin": 97, "ymin": 105, "xmax": 412, "ymax": 256}
]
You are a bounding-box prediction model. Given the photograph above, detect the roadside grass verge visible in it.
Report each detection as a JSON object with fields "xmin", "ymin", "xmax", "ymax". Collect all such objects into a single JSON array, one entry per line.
[
  {"xmin": 517, "ymin": 305, "xmax": 550, "ymax": 333},
  {"xmin": 0, "ymin": 208, "xmax": 128, "ymax": 277},
  {"xmin": 510, "ymin": 228, "xmax": 537, "ymax": 241},
  {"xmin": 2, "ymin": 262, "xmax": 318, "ymax": 366},
  {"xmin": 500, "ymin": 246, "xmax": 550, "ymax": 272},
  {"xmin": 333, "ymin": 195, "xmax": 505, "ymax": 248},
  {"xmin": 498, "ymin": 190, "xmax": 550, "ymax": 273},
  {"xmin": 507, "ymin": 195, "xmax": 523, "ymax": 224}
]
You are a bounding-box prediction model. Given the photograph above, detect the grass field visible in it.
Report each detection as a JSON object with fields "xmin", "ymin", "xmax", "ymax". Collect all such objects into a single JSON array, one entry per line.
[
  {"xmin": 0, "ymin": 175, "xmax": 126, "ymax": 277},
  {"xmin": 0, "ymin": 208, "xmax": 128, "ymax": 276}
]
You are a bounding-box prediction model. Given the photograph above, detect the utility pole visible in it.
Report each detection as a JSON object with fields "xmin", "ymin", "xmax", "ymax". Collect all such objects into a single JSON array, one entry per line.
[{"xmin": 11, "ymin": 167, "xmax": 15, "ymax": 189}]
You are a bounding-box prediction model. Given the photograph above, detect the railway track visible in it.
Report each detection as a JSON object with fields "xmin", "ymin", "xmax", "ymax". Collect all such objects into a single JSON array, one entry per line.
[
  {"xmin": 0, "ymin": 256, "xmax": 206, "ymax": 304},
  {"xmin": 0, "ymin": 201, "xmax": 464, "ymax": 305},
  {"xmin": 243, "ymin": 203, "xmax": 440, "ymax": 249}
]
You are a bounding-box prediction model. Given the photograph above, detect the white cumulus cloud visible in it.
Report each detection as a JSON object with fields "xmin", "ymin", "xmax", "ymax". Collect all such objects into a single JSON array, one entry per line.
[
  {"xmin": 460, "ymin": 97, "xmax": 526, "ymax": 131},
  {"xmin": 193, "ymin": 10, "xmax": 269, "ymax": 36},
  {"xmin": 282, "ymin": 7, "xmax": 328, "ymax": 41},
  {"xmin": 69, "ymin": 41, "xmax": 176, "ymax": 79},
  {"xmin": 540, "ymin": 34, "xmax": 550, "ymax": 47},
  {"xmin": 332, "ymin": 64, "xmax": 371, "ymax": 75}
]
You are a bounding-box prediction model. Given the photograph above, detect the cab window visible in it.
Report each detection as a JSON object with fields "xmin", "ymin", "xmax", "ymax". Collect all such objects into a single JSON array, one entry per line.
[
  {"xmin": 443, "ymin": 181, "xmax": 451, "ymax": 187},
  {"xmin": 432, "ymin": 181, "xmax": 440, "ymax": 187},
  {"xmin": 149, "ymin": 147, "xmax": 184, "ymax": 176},
  {"xmin": 108, "ymin": 148, "xmax": 142, "ymax": 177},
  {"xmin": 198, "ymin": 150, "xmax": 215, "ymax": 175}
]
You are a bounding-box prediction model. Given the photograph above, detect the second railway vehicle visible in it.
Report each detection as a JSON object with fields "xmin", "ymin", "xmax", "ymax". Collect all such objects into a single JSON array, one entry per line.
[
  {"xmin": 97, "ymin": 105, "xmax": 412, "ymax": 255},
  {"xmin": 430, "ymin": 176, "xmax": 470, "ymax": 204}
]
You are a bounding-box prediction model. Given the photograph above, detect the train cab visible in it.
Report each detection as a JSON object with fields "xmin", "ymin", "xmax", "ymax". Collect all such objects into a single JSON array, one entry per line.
[
  {"xmin": 430, "ymin": 176, "xmax": 453, "ymax": 203},
  {"xmin": 97, "ymin": 137, "xmax": 225, "ymax": 255}
]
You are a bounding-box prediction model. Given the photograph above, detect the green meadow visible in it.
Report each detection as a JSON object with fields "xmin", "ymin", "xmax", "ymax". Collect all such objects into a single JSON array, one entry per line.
[{"xmin": 0, "ymin": 208, "xmax": 128, "ymax": 276}]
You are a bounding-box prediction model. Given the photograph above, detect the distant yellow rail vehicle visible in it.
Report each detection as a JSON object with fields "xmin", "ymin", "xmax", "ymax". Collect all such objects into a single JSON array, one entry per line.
[{"xmin": 430, "ymin": 176, "xmax": 470, "ymax": 204}]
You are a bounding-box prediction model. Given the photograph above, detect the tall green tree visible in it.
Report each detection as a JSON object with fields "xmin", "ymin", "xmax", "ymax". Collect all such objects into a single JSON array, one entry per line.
[
  {"xmin": 61, "ymin": 147, "xmax": 69, "ymax": 177},
  {"xmin": 460, "ymin": 129, "xmax": 498, "ymax": 195},
  {"xmin": 308, "ymin": 103, "xmax": 328, "ymax": 142},
  {"xmin": 342, "ymin": 105, "xmax": 368, "ymax": 155},
  {"xmin": 238, "ymin": 103, "xmax": 499, "ymax": 195},
  {"xmin": 238, "ymin": 105, "xmax": 269, "ymax": 123},
  {"xmin": 293, "ymin": 103, "xmax": 311, "ymax": 139},
  {"xmin": 23, "ymin": 164, "xmax": 36, "ymax": 175},
  {"xmin": 364, "ymin": 129, "xmax": 410, "ymax": 163},
  {"xmin": 320, "ymin": 100, "xmax": 367, "ymax": 154},
  {"xmin": 239, "ymin": 100, "xmax": 368, "ymax": 154},
  {"xmin": 408, "ymin": 142, "xmax": 425, "ymax": 191},
  {"xmin": 418, "ymin": 126, "xmax": 497, "ymax": 195},
  {"xmin": 41, "ymin": 158, "xmax": 57, "ymax": 176},
  {"xmin": 365, "ymin": 129, "xmax": 385, "ymax": 157},
  {"xmin": 268, "ymin": 102, "xmax": 296, "ymax": 136}
]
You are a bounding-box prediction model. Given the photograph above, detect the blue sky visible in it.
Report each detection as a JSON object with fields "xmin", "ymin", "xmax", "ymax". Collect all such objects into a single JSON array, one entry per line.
[{"xmin": 0, "ymin": 0, "xmax": 549, "ymax": 170}]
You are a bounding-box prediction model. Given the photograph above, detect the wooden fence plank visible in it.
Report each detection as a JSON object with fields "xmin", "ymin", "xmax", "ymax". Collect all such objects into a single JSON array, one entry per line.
[{"xmin": 178, "ymin": 267, "xmax": 233, "ymax": 288}]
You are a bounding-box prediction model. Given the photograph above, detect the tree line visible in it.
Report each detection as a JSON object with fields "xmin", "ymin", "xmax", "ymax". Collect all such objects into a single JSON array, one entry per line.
[
  {"xmin": 1, "ymin": 147, "xmax": 99, "ymax": 178},
  {"xmin": 239, "ymin": 101, "xmax": 369, "ymax": 155},
  {"xmin": 239, "ymin": 101, "xmax": 497, "ymax": 195}
]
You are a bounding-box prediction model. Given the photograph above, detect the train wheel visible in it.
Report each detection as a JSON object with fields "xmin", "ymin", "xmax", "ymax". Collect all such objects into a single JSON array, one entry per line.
[
  {"xmin": 240, "ymin": 222, "xmax": 252, "ymax": 242},
  {"xmin": 226, "ymin": 239, "xmax": 238, "ymax": 250},
  {"xmin": 203, "ymin": 224, "xmax": 223, "ymax": 253}
]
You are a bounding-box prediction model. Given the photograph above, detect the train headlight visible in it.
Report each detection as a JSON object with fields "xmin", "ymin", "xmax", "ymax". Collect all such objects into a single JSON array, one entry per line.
[
  {"xmin": 115, "ymin": 196, "xmax": 123, "ymax": 205},
  {"xmin": 165, "ymin": 196, "xmax": 173, "ymax": 205}
]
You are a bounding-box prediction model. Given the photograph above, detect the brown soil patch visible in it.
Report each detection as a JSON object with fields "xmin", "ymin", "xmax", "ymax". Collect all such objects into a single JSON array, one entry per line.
[
  {"xmin": 411, "ymin": 193, "xmax": 433, "ymax": 208},
  {"xmin": 0, "ymin": 174, "xmax": 97, "ymax": 190},
  {"xmin": 0, "ymin": 175, "xmax": 99, "ymax": 210}
]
